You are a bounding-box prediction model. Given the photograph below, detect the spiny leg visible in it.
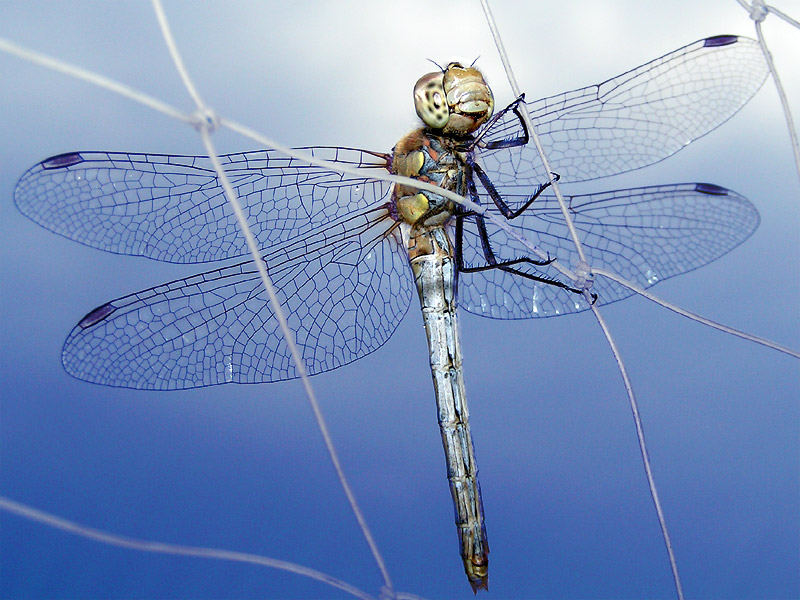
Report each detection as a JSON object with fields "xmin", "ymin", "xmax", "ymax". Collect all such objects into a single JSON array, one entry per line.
[
  {"xmin": 455, "ymin": 166, "xmax": 595, "ymax": 300},
  {"xmin": 471, "ymin": 158, "xmax": 560, "ymax": 219}
]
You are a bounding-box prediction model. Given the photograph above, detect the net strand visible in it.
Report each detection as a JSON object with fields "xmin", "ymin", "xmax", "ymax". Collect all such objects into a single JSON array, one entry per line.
[
  {"xmin": 151, "ymin": 0, "xmax": 205, "ymax": 112},
  {"xmin": 594, "ymin": 268, "xmax": 800, "ymax": 358},
  {"xmin": 477, "ymin": 0, "xmax": 588, "ymax": 265},
  {"xmin": 0, "ymin": 496, "xmax": 377, "ymax": 600},
  {"xmin": 755, "ymin": 19, "xmax": 800, "ymax": 183},
  {"xmin": 148, "ymin": 0, "xmax": 394, "ymax": 594},
  {"xmin": 736, "ymin": 0, "xmax": 800, "ymax": 181},
  {"xmin": 586, "ymin": 299, "xmax": 685, "ymax": 600},
  {"xmin": 768, "ymin": 3, "xmax": 800, "ymax": 28},
  {"xmin": 478, "ymin": 1, "xmax": 685, "ymax": 598},
  {"xmin": 0, "ymin": 37, "xmax": 189, "ymax": 124}
]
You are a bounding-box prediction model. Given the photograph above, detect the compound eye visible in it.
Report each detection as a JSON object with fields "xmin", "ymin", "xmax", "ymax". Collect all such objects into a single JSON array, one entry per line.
[{"xmin": 413, "ymin": 71, "xmax": 449, "ymax": 129}]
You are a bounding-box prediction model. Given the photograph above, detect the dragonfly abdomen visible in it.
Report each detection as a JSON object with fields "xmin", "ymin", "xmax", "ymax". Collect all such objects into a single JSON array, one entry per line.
[{"xmin": 407, "ymin": 224, "xmax": 489, "ymax": 592}]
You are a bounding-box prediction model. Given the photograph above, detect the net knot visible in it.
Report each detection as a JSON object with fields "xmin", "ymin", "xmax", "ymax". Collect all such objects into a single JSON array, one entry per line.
[
  {"xmin": 190, "ymin": 107, "xmax": 220, "ymax": 133},
  {"xmin": 748, "ymin": 0, "xmax": 768, "ymax": 23},
  {"xmin": 573, "ymin": 260, "xmax": 594, "ymax": 292},
  {"xmin": 378, "ymin": 586, "xmax": 397, "ymax": 600}
]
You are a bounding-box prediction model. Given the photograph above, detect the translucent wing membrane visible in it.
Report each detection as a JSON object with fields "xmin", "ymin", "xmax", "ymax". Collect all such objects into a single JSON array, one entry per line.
[
  {"xmin": 62, "ymin": 209, "xmax": 413, "ymax": 389},
  {"xmin": 15, "ymin": 147, "xmax": 391, "ymax": 263},
  {"xmin": 457, "ymin": 183, "xmax": 759, "ymax": 319},
  {"xmin": 477, "ymin": 36, "xmax": 768, "ymax": 195},
  {"xmin": 15, "ymin": 35, "xmax": 766, "ymax": 387}
]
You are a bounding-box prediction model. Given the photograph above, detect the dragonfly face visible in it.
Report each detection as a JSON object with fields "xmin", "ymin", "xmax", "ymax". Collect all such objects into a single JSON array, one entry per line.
[{"xmin": 413, "ymin": 62, "xmax": 494, "ymax": 136}]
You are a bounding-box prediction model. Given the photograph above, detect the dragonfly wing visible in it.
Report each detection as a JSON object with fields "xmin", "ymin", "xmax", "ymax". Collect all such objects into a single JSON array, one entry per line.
[
  {"xmin": 14, "ymin": 147, "xmax": 391, "ymax": 263},
  {"xmin": 457, "ymin": 183, "xmax": 759, "ymax": 319},
  {"xmin": 62, "ymin": 209, "xmax": 412, "ymax": 389},
  {"xmin": 475, "ymin": 36, "xmax": 767, "ymax": 200}
]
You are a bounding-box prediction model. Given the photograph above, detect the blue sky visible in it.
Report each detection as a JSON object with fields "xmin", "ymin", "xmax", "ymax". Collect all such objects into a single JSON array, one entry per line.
[{"xmin": 1, "ymin": 1, "xmax": 798, "ymax": 598}]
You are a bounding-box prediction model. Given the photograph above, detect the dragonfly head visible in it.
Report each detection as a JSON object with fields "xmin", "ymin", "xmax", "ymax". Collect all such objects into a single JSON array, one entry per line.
[{"xmin": 413, "ymin": 62, "xmax": 494, "ymax": 135}]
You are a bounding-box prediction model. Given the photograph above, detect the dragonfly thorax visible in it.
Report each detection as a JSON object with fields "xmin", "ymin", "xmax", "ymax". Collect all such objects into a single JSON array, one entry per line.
[
  {"xmin": 413, "ymin": 62, "xmax": 494, "ymax": 135},
  {"xmin": 390, "ymin": 129, "xmax": 466, "ymax": 227}
]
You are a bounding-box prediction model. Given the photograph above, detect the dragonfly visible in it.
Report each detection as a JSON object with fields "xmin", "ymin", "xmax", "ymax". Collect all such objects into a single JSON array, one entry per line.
[{"xmin": 14, "ymin": 35, "xmax": 767, "ymax": 592}]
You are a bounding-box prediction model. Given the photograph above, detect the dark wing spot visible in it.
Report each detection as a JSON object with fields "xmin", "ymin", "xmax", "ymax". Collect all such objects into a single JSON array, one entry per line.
[
  {"xmin": 42, "ymin": 152, "xmax": 84, "ymax": 169},
  {"xmin": 78, "ymin": 303, "xmax": 117, "ymax": 329},
  {"xmin": 703, "ymin": 35, "xmax": 738, "ymax": 48},
  {"xmin": 695, "ymin": 183, "xmax": 729, "ymax": 196}
]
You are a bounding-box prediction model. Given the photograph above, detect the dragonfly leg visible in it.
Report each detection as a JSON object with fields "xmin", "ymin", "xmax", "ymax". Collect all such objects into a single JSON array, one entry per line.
[
  {"xmin": 457, "ymin": 162, "xmax": 554, "ymax": 269},
  {"xmin": 470, "ymin": 158, "xmax": 559, "ymax": 219},
  {"xmin": 455, "ymin": 213, "xmax": 587, "ymax": 294},
  {"xmin": 468, "ymin": 94, "xmax": 562, "ymax": 219},
  {"xmin": 471, "ymin": 95, "xmax": 529, "ymax": 150},
  {"xmin": 455, "ymin": 175, "xmax": 597, "ymax": 301}
]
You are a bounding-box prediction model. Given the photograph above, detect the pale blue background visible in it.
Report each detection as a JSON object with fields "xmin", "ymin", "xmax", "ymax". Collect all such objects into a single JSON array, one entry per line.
[{"xmin": 1, "ymin": 2, "xmax": 798, "ymax": 598}]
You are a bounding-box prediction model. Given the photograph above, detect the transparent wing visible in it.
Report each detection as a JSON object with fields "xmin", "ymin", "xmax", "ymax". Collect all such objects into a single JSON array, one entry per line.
[
  {"xmin": 14, "ymin": 147, "xmax": 391, "ymax": 263},
  {"xmin": 476, "ymin": 36, "xmax": 768, "ymax": 199},
  {"xmin": 457, "ymin": 183, "xmax": 759, "ymax": 319},
  {"xmin": 62, "ymin": 208, "xmax": 413, "ymax": 389}
]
